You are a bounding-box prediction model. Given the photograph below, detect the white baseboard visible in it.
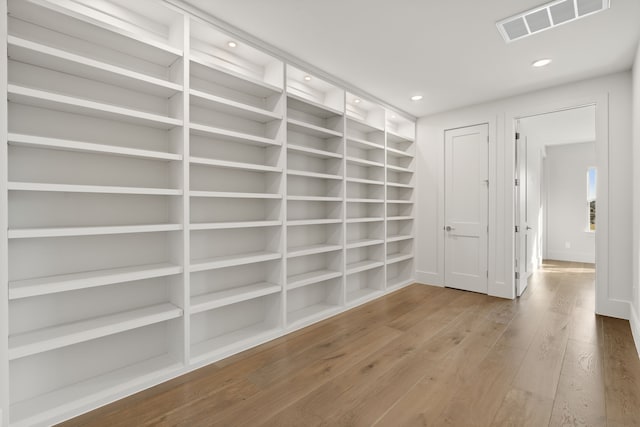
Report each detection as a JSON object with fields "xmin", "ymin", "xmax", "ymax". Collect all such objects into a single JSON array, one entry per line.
[
  {"xmin": 415, "ymin": 270, "xmax": 442, "ymax": 287},
  {"xmin": 631, "ymin": 303, "xmax": 640, "ymax": 360},
  {"xmin": 546, "ymin": 251, "xmax": 595, "ymax": 263}
]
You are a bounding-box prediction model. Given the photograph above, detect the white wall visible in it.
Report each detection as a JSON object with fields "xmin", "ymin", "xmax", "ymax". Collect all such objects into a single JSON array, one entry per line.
[
  {"xmin": 545, "ymin": 142, "xmax": 596, "ymax": 263},
  {"xmin": 631, "ymin": 42, "xmax": 640, "ymax": 356},
  {"xmin": 416, "ymin": 71, "xmax": 632, "ymax": 319}
]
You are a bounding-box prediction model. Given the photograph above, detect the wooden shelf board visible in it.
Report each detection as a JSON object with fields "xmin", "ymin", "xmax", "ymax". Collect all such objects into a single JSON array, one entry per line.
[
  {"xmin": 346, "ymin": 156, "xmax": 384, "ymax": 168},
  {"xmin": 190, "ymin": 89, "xmax": 282, "ymax": 123},
  {"xmin": 190, "ymin": 323, "xmax": 280, "ymax": 365},
  {"xmin": 190, "ymin": 220, "xmax": 281, "ymax": 231},
  {"xmin": 387, "ymin": 216, "xmax": 415, "ymax": 221},
  {"xmin": 287, "ymin": 219, "xmax": 342, "ymax": 226},
  {"xmin": 190, "ymin": 123, "xmax": 280, "ymax": 147},
  {"xmin": 387, "ymin": 164, "xmax": 413, "ymax": 173},
  {"xmin": 287, "ymin": 303, "xmax": 340, "ymax": 328},
  {"xmin": 387, "ymin": 235, "xmax": 414, "ymax": 243},
  {"xmin": 190, "ymin": 156, "xmax": 282, "ymax": 173},
  {"xmin": 287, "ymin": 269, "xmax": 342, "ymax": 291},
  {"xmin": 9, "ymin": 354, "xmax": 182, "ymax": 427},
  {"xmin": 191, "ymin": 282, "xmax": 282, "ymax": 314},
  {"xmin": 346, "ymin": 259, "xmax": 384, "ymax": 275},
  {"xmin": 287, "ymin": 195, "xmax": 342, "ymax": 202},
  {"xmin": 386, "ymin": 147, "xmax": 414, "ymax": 158},
  {"xmin": 346, "ymin": 239, "xmax": 385, "ymax": 250},
  {"xmin": 287, "ymin": 244, "xmax": 342, "ymax": 258},
  {"xmin": 386, "ymin": 182, "xmax": 414, "ymax": 189},
  {"xmin": 287, "ymin": 118, "xmax": 343, "ymax": 139},
  {"xmin": 9, "ymin": 303, "xmax": 182, "ymax": 360},
  {"xmin": 387, "ymin": 200, "xmax": 414, "ymax": 204},
  {"xmin": 346, "ymin": 198, "xmax": 384, "ymax": 204},
  {"xmin": 387, "ymin": 277, "xmax": 414, "ymax": 291},
  {"xmin": 287, "ymin": 93, "xmax": 343, "ymax": 119},
  {"xmin": 346, "ymin": 115, "xmax": 384, "ymax": 133},
  {"xmin": 190, "ymin": 55, "xmax": 283, "ymax": 99},
  {"xmin": 7, "ymin": 133, "xmax": 181, "ymax": 161},
  {"xmin": 9, "ymin": 224, "xmax": 182, "ymax": 239},
  {"xmin": 8, "ymin": 182, "xmax": 181, "ymax": 196},
  {"xmin": 9, "ymin": 263, "xmax": 182, "ymax": 300},
  {"xmin": 287, "ymin": 143, "xmax": 343, "ymax": 159},
  {"xmin": 346, "ymin": 217, "xmax": 384, "ymax": 224},
  {"xmin": 8, "ymin": 36, "xmax": 182, "ymax": 98},
  {"xmin": 387, "ymin": 253, "xmax": 414, "ymax": 265},
  {"xmin": 8, "ymin": 85, "xmax": 182, "ymax": 130},
  {"xmin": 287, "ymin": 169, "xmax": 342, "ymax": 180},
  {"xmin": 347, "ymin": 137, "xmax": 384, "ymax": 151},
  {"xmin": 346, "ymin": 177, "xmax": 384, "ymax": 186},
  {"xmin": 190, "ymin": 191, "xmax": 281, "ymax": 199},
  {"xmin": 190, "ymin": 251, "xmax": 282, "ymax": 272},
  {"xmin": 387, "ymin": 130, "xmax": 415, "ymax": 143}
]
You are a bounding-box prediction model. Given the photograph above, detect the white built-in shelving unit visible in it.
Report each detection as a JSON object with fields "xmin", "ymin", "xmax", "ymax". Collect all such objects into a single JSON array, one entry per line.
[{"xmin": 0, "ymin": 1, "xmax": 417, "ymax": 425}]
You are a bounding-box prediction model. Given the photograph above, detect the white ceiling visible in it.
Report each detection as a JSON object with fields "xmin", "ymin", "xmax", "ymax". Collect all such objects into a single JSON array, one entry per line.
[{"xmin": 182, "ymin": 0, "xmax": 640, "ymax": 118}]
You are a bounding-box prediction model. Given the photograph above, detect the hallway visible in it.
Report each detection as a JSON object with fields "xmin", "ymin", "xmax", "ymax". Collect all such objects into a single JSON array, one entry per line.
[{"xmin": 60, "ymin": 261, "xmax": 640, "ymax": 426}]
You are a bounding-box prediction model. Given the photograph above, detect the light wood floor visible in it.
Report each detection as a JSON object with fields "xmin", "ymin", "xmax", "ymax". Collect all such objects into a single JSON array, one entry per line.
[{"xmin": 60, "ymin": 260, "xmax": 640, "ymax": 426}]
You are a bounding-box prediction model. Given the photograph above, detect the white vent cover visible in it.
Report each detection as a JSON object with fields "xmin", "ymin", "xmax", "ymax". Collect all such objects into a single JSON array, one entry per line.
[{"xmin": 497, "ymin": 0, "xmax": 610, "ymax": 43}]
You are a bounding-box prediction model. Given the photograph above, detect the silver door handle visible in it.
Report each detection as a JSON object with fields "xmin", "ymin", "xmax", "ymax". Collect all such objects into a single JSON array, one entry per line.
[
  {"xmin": 445, "ymin": 226, "xmax": 455, "ymax": 231},
  {"xmin": 526, "ymin": 226, "xmax": 532, "ymax": 230}
]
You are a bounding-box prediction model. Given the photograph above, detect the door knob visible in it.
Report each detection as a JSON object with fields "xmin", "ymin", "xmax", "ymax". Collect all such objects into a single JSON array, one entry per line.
[
  {"xmin": 445, "ymin": 226, "xmax": 455, "ymax": 231},
  {"xmin": 526, "ymin": 226, "xmax": 533, "ymax": 230}
]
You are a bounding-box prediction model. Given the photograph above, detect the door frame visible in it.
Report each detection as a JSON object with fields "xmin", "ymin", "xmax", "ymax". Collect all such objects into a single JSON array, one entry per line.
[{"xmin": 511, "ymin": 102, "xmax": 608, "ymax": 313}]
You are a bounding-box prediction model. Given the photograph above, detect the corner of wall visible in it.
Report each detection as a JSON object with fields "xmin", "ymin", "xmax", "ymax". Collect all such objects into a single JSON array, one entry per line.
[{"xmin": 631, "ymin": 303, "xmax": 640, "ymax": 359}]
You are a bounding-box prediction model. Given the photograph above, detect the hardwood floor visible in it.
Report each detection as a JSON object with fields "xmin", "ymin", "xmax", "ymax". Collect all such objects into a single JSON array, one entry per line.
[{"xmin": 59, "ymin": 260, "xmax": 640, "ymax": 427}]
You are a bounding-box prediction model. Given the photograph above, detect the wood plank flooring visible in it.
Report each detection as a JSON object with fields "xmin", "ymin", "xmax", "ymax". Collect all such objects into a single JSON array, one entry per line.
[{"xmin": 59, "ymin": 260, "xmax": 640, "ymax": 427}]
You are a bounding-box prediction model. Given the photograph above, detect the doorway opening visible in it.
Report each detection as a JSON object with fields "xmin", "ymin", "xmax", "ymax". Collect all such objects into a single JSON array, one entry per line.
[{"xmin": 515, "ymin": 105, "xmax": 597, "ymax": 301}]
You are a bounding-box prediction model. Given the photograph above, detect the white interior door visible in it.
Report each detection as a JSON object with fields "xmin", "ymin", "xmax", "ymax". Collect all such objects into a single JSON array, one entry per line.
[
  {"xmin": 444, "ymin": 124, "xmax": 489, "ymax": 294},
  {"xmin": 516, "ymin": 133, "xmax": 530, "ymax": 295}
]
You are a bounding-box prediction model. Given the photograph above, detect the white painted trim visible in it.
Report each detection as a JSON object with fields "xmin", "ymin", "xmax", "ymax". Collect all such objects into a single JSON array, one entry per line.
[
  {"xmin": 416, "ymin": 270, "xmax": 442, "ymax": 286},
  {"xmin": 631, "ymin": 303, "xmax": 640, "ymax": 359},
  {"xmin": 163, "ymin": 0, "xmax": 416, "ymax": 122},
  {"xmin": 546, "ymin": 251, "xmax": 596, "ymax": 263}
]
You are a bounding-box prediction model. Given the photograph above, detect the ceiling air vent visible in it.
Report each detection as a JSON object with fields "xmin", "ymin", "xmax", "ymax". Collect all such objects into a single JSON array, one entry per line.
[{"xmin": 497, "ymin": 0, "xmax": 610, "ymax": 43}]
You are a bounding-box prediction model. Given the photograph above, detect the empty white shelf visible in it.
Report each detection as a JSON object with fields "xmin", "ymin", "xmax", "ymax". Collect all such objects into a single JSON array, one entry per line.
[
  {"xmin": 190, "ymin": 55, "xmax": 282, "ymax": 99},
  {"xmin": 190, "ymin": 323, "xmax": 280, "ymax": 364},
  {"xmin": 7, "ymin": 133, "xmax": 181, "ymax": 161},
  {"xmin": 287, "ymin": 269, "xmax": 342, "ymax": 290},
  {"xmin": 287, "ymin": 93, "xmax": 343, "ymax": 118},
  {"xmin": 9, "ymin": 263, "xmax": 182, "ymax": 300},
  {"xmin": 346, "ymin": 198, "xmax": 384, "ymax": 204},
  {"xmin": 387, "ymin": 277, "xmax": 414, "ymax": 291},
  {"xmin": 191, "ymin": 282, "xmax": 282, "ymax": 314},
  {"xmin": 387, "ymin": 253, "xmax": 414, "ymax": 264},
  {"xmin": 287, "ymin": 118, "xmax": 343, "ymax": 139},
  {"xmin": 287, "ymin": 170, "xmax": 342, "ymax": 180},
  {"xmin": 9, "ymin": 303, "xmax": 182, "ymax": 360},
  {"xmin": 346, "ymin": 177, "xmax": 384, "ymax": 186},
  {"xmin": 347, "ymin": 157, "xmax": 384, "ymax": 168},
  {"xmin": 8, "ymin": 182, "xmax": 182, "ymax": 196},
  {"xmin": 9, "ymin": 224, "xmax": 182, "ymax": 239},
  {"xmin": 347, "ymin": 115, "xmax": 384, "ymax": 133},
  {"xmin": 287, "ymin": 219, "xmax": 342, "ymax": 226},
  {"xmin": 190, "ymin": 251, "xmax": 282, "ymax": 272},
  {"xmin": 388, "ymin": 130, "xmax": 415, "ymax": 143},
  {"xmin": 387, "ymin": 200, "xmax": 414, "ymax": 204},
  {"xmin": 287, "ymin": 244, "xmax": 342, "ymax": 258},
  {"xmin": 190, "ymin": 123, "xmax": 280, "ymax": 147},
  {"xmin": 387, "ymin": 182, "xmax": 414, "ymax": 189},
  {"xmin": 347, "ymin": 137, "xmax": 384, "ymax": 151},
  {"xmin": 347, "ymin": 288, "xmax": 383, "ymax": 304},
  {"xmin": 287, "ymin": 303, "xmax": 339, "ymax": 327},
  {"xmin": 10, "ymin": 354, "xmax": 182, "ymax": 427},
  {"xmin": 387, "ymin": 216, "xmax": 415, "ymax": 221},
  {"xmin": 387, "ymin": 234, "xmax": 414, "ymax": 243},
  {"xmin": 346, "ymin": 239, "xmax": 385, "ymax": 249},
  {"xmin": 346, "ymin": 217, "xmax": 384, "ymax": 223},
  {"xmin": 387, "ymin": 164, "xmax": 413, "ymax": 173},
  {"xmin": 287, "ymin": 143, "xmax": 343, "ymax": 159},
  {"xmin": 190, "ymin": 220, "xmax": 281, "ymax": 230},
  {"xmin": 190, "ymin": 89, "xmax": 282, "ymax": 123},
  {"xmin": 287, "ymin": 195, "xmax": 342, "ymax": 202},
  {"xmin": 8, "ymin": 85, "xmax": 182, "ymax": 130},
  {"xmin": 346, "ymin": 259, "xmax": 384, "ymax": 275},
  {"xmin": 386, "ymin": 147, "xmax": 414, "ymax": 157},
  {"xmin": 190, "ymin": 156, "xmax": 282, "ymax": 173},
  {"xmin": 8, "ymin": 36, "xmax": 182, "ymax": 98},
  {"xmin": 190, "ymin": 191, "xmax": 281, "ymax": 199}
]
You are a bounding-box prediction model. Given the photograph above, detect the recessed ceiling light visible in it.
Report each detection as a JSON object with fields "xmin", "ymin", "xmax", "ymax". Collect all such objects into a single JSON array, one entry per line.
[
  {"xmin": 411, "ymin": 95, "xmax": 423, "ymax": 101},
  {"xmin": 227, "ymin": 41, "xmax": 237, "ymax": 48},
  {"xmin": 304, "ymin": 75, "xmax": 312, "ymax": 81},
  {"xmin": 532, "ymin": 58, "xmax": 552, "ymax": 67},
  {"xmin": 354, "ymin": 99, "xmax": 361, "ymax": 104},
  {"xmin": 391, "ymin": 114, "xmax": 396, "ymax": 119}
]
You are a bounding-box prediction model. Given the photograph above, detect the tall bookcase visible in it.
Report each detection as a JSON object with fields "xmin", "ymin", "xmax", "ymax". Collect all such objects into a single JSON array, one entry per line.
[{"xmin": 0, "ymin": 1, "xmax": 417, "ymax": 425}]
